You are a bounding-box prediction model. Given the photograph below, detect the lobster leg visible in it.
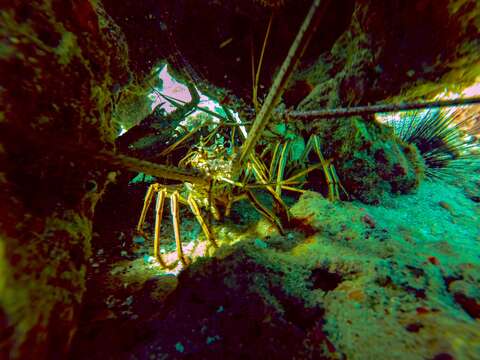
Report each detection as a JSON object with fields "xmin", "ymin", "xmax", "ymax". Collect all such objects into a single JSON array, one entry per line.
[
  {"xmin": 171, "ymin": 191, "xmax": 189, "ymax": 267},
  {"xmin": 153, "ymin": 188, "xmax": 169, "ymax": 268},
  {"xmin": 268, "ymin": 143, "xmax": 281, "ymax": 180},
  {"xmin": 250, "ymin": 154, "xmax": 291, "ymax": 223},
  {"xmin": 275, "ymin": 141, "xmax": 291, "ymax": 196},
  {"xmin": 188, "ymin": 194, "xmax": 218, "ymax": 248},
  {"xmin": 304, "ymin": 135, "xmax": 347, "ymax": 201},
  {"xmin": 245, "ymin": 189, "xmax": 285, "ymax": 235},
  {"xmin": 136, "ymin": 183, "xmax": 157, "ymax": 236}
]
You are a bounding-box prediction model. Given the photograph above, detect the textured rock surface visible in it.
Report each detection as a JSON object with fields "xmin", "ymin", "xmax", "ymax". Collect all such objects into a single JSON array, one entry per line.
[
  {"xmin": 69, "ymin": 179, "xmax": 480, "ymax": 359},
  {"xmin": 0, "ymin": 1, "xmax": 129, "ymax": 358},
  {"xmin": 102, "ymin": 0, "xmax": 353, "ymax": 99},
  {"xmin": 303, "ymin": 115, "xmax": 426, "ymax": 203}
]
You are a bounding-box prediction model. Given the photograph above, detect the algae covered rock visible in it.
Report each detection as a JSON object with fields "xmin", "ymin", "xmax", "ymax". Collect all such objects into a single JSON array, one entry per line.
[
  {"xmin": 311, "ymin": 115, "xmax": 425, "ymax": 203},
  {"xmin": 289, "ymin": 191, "xmax": 480, "ymax": 359},
  {"xmin": 0, "ymin": 1, "xmax": 129, "ymax": 358},
  {"xmin": 299, "ymin": 0, "xmax": 480, "ymax": 108},
  {"xmin": 125, "ymin": 243, "xmax": 336, "ymax": 360},
  {"xmin": 71, "ymin": 186, "xmax": 479, "ymax": 359}
]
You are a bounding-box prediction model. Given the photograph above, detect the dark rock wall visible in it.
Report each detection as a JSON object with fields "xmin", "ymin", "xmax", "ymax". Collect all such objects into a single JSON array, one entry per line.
[
  {"xmin": 0, "ymin": 1, "xmax": 129, "ymax": 358},
  {"xmin": 104, "ymin": 0, "xmax": 478, "ymax": 108},
  {"xmin": 102, "ymin": 0, "xmax": 354, "ymax": 101},
  {"xmin": 298, "ymin": 0, "xmax": 480, "ymax": 108}
]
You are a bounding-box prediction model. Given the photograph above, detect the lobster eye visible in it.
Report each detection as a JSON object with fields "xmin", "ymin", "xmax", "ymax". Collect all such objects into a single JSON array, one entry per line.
[{"xmin": 84, "ymin": 180, "xmax": 98, "ymax": 192}]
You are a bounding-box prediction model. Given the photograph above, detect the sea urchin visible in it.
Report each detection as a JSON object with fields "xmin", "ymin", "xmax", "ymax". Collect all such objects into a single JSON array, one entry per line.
[{"xmin": 385, "ymin": 107, "xmax": 479, "ymax": 180}]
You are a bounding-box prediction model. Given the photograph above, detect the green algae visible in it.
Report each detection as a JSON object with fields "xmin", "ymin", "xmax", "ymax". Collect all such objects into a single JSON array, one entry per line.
[
  {"xmin": 55, "ymin": 31, "xmax": 79, "ymax": 65},
  {"xmin": 0, "ymin": 212, "xmax": 93, "ymax": 355}
]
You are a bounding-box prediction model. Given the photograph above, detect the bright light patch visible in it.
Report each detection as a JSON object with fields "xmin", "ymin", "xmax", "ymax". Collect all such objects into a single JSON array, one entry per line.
[
  {"xmin": 463, "ymin": 82, "xmax": 480, "ymax": 97},
  {"xmin": 147, "ymin": 64, "xmax": 247, "ymax": 137},
  {"xmin": 119, "ymin": 125, "xmax": 127, "ymax": 136},
  {"xmin": 435, "ymin": 78, "xmax": 480, "ymax": 101},
  {"xmin": 185, "ymin": 93, "xmax": 222, "ymax": 125},
  {"xmin": 149, "ymin": 65, "xmax": 192, "ymax": 113}
]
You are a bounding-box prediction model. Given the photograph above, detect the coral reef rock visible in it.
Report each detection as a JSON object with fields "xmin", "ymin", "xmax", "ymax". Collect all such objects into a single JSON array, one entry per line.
[{"xmin": 0, "ymin": 1, "xmax": 129, "ymax": 358}]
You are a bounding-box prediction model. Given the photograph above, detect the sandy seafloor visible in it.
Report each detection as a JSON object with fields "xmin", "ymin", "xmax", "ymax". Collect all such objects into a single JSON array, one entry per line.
[{"xmin": 71, "ymin": 165, "xmax": 480, "ymax": 360}]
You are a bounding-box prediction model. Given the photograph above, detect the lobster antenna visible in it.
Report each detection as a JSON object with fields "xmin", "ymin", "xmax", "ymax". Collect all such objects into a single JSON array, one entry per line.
[
  {"xmin": 288, "ymin": 97, "xmax": 480, "ymax": 120},
  {"xmin": 253, "ymin": 13, "xmax": 274, "ymax": 113},
  {"xmin": 236, "ymin": 0, "xmax": 326, "ymax": 170}
]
